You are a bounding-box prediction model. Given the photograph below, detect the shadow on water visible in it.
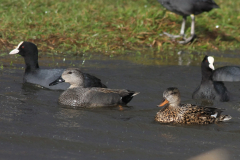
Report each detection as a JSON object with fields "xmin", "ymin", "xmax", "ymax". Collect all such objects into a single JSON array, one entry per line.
[{"xmin": 0, "ymin": 51, "xmax": 239, "ymax": 159}]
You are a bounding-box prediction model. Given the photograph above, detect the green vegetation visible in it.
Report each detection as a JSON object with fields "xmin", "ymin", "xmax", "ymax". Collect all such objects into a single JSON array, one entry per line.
[{"xmin": 0, "ymin": 0, "xmax": 239, "ymax": 55}]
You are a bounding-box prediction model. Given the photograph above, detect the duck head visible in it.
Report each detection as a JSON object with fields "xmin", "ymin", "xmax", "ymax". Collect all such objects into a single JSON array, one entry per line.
[
  {"xmin": 49, "ymin": 68, "xmax": 84, "ymax": 88},
  {"xmin": 158, "ymin": 87, "xmax": 181, "ymax": 107}
]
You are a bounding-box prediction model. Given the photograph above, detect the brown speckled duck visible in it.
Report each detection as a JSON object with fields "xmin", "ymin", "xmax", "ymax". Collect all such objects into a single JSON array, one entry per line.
[
  {"xmin": 155, "ymin": 87, "xmax": 231, "ymax": 124},
  {"xmin": 49, "ymin": 68, "xmax": 139, "ymax": 107}
]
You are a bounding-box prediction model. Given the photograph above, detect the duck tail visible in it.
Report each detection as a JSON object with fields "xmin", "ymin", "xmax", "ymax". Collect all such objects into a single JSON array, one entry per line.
[
  {"xmin": 219, "ymin": 115, "xmax": 232, "ymax": 122},
  {"xmin": 101, "ymin": 83, "xmax": 107, "ymax": 88},
  {"xmin": 121, "ymin": 91, "xmax": 140, "ymax": 104},
  {"xmin": 208, "ymin": 108, "xmax": 231, "ymax": 122}
]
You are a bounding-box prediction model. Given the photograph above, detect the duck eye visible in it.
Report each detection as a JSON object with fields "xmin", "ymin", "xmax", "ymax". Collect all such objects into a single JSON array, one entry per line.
[
  {"xmin": 21, "ymin": 46, "xmax": 24, "ymax": 49},
  {"xmin": 68, "ymin": 72, "xmax": 72, "ymax": 74}
]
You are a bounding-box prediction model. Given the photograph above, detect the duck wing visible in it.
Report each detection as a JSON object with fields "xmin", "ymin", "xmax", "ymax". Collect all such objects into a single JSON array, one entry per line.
[
  {"xmin": 195, "ymin": 106, "xmax": 231, "ymax": 122},
  {"xmin": 89, "ymin": 88, "xmax": 139, "ymax": 105},
  {"xmin": 82, "ymin": 73, "xmax": 107, "ymax": 88},
  {"xmin": 183, "ymin": 105, "xmax": 228, "ymax": 124}
]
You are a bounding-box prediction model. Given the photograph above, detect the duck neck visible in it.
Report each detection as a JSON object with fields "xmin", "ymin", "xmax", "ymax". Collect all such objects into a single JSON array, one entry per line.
[
  {"xmin": 168, "ymin": 100, "xmax": 181, "ymax": 109},
  {"xmin": 69, "ymin": 82, "xmax": 84, "ymax": 89},
  {"xmin": 69, "ymin": 80, "xmax": 84, "ymax": 88}
]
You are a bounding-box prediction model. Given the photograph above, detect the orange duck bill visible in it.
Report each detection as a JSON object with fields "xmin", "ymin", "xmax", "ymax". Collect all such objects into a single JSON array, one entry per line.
[{"xmin": 157, "ymin": 99, "xmax": 169, "ymax": 107}]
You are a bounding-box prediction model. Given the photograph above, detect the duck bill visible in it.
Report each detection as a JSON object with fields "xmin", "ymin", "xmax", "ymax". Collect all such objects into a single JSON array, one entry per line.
[
  {"xmin": 157, "ymin": 99, "xmax": 169, "ymax": 107},
  {"xmin": 49, "ymin": 76, "xmax": 65, "ymax": 86}
]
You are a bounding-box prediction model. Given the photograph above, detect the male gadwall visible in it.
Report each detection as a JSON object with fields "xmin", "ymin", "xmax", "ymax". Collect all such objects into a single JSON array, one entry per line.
[{"xmin": 49, "ymin": 68, "xmax": 139, "ymax": 107}]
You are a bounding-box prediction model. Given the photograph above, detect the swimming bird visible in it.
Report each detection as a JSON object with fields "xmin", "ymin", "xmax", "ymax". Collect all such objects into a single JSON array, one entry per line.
[
  {"xmin": 192, "ymin": 55, "xmax": 240, "ymax": 102},
  {"xmin": 49, "ymin": 68, "xmax": 139, "ymax": 107},
  {"xmin": 157, "ymin": 0, "xmax": 219, "ymax": 44},
  {"xmin": 9, "ymin": 41, "xmax": 107, "ymax": 90},
  {"xmin": 155, "ymin": 87, "xmax": 231, "ymax": 124},
  {"xmin": 212, "ymin": 65, "xmax": 240, "ymax": 82}
]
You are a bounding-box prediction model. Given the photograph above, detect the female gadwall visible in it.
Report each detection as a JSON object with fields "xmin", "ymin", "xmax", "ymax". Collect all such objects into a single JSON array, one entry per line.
[{"xmin": 155, "ymin": 87, "xmax": 231, "ymax": 124}]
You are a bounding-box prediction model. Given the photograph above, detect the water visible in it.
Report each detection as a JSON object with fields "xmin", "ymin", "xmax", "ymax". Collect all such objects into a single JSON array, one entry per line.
[{"xmin": 0, "ymin": 52, "xmax": 240, "ymax": 159}]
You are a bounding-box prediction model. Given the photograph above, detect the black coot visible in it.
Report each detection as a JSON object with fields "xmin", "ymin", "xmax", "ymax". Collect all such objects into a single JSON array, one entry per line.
[
  {"xmin": 193, "ymin": 56, "xmax": 228, "ymax": 101},
  {"xmin": 9, "ymin": 41, "xmax": 107, "ymax": 90},
  {"xmin": 157, "ymin": 0, "xmax": 219, "ymax": 44}
]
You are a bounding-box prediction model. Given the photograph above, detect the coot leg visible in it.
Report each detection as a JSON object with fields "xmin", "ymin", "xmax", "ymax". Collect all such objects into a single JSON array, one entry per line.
[
  {"xmin": 162, "ymin": 16, "xmax": 186, "ymax": 39},
  {"xmin": 180, "ymin": 16, "xmax": 186, "ymax": 36},
  {"xmin": 179, "ymin": 14, "xmax": 196, "ymax": 44},
  {"xmin": 163, "ymin": 32, "xmax": 182, "ymax": 39}
]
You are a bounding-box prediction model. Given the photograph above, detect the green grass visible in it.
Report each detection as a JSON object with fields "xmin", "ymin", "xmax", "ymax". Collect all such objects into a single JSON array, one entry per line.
[{"xmin": 0, "ymin": 0, "xmax": 239, "ymax": 55}]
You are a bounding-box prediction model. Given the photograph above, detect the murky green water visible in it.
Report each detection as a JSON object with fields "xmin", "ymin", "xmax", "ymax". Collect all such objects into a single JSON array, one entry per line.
[{"xmin": 0, "ymin": 51, "xmax": 239, "ymax": 159}]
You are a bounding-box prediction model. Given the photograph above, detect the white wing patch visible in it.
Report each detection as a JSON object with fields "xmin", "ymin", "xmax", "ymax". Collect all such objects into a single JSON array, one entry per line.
[{"xmin": 211, "ymin": 112, "xmax": 218, "ymax": 118}]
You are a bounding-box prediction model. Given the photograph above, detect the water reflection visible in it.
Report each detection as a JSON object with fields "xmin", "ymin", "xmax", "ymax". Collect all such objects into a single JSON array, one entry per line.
[
  {"xmin": 54, "ymin": 108, "xmax": 84, "ymax": 128},
  {"xmin": 2, "ymin": 50, "xmax": 240, "ymax": 70}
]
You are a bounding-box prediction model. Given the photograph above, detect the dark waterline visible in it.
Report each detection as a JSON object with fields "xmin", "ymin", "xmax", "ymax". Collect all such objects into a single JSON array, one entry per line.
[{"xmin": 0, "ymin": 51, "xmax": 240, "ymax": 159}]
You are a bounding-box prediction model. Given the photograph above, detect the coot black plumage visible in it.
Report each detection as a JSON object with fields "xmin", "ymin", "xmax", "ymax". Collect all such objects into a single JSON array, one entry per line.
[
  {"xmin": 192, "ymin": 56, "xmax": 230, "ymax": 102},
  {"xmin": 212, "ymin": 66, "xmax": 240, "ymax": 82},
  {"xmin": 157, "ymin": 0, "xmax": 219, "ymax": 44}
]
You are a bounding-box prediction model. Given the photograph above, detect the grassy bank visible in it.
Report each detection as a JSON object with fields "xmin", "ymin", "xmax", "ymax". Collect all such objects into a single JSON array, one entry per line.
[{"xmin": 0, "ymin": 0, "xmax": 239, "ymax": 55}]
